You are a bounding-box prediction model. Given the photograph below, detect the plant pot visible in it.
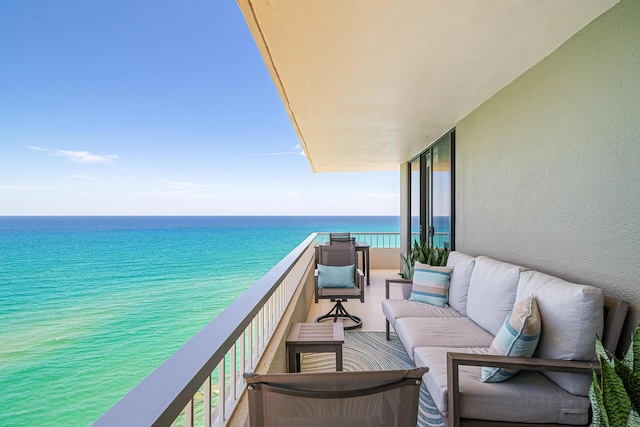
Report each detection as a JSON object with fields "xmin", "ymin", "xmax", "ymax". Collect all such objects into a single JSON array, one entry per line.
[{"xmin": 401, "ymin": 283, "xmax": 412, "ymax": 300}]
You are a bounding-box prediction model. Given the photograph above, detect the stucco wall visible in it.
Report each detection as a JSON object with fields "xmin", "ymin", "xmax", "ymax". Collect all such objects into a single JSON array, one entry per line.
[{"xmin": 455, "ymin": 0, "xmax": 640, "ymax": 336}]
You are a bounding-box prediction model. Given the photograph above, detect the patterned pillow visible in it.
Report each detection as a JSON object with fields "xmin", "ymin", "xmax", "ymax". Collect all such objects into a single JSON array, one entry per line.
[
  {"xmin": 481, "ymin": 295, "xmax": 541, "ymax": 382},
  {"xmin": 409, "ymin": 262, "xmax": 453, "ymax": 307}
]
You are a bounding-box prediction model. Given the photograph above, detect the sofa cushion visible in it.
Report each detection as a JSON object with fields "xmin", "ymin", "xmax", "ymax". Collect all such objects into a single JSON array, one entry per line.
[
  {"xmin": 482, "ymin": 296, "xmax": 541, "ymax": 382},
  {"xmin": 446, "ymin": 251, "xmax": 476, "ymax": 316},
  {"xmin": 415, "ymin": 346, "xmax": 590, "ymax": 424},
  {"xmin": 516, "ymin": 270, "xmax": 604, "ymax": 396},
  {"xmin": 409, "ymin": 263, "xmax": 453, "ymax": 307},
  {"xmin": 394, "ymin": 317, "xmax": 493, "ymax": 362},
  {"xmin": 466, "ymin": 256, "xmax": 527, "ymax": 336},
  {"xmin": 381, "ymin": 299, "xmax": 463, "ymax": 328}
]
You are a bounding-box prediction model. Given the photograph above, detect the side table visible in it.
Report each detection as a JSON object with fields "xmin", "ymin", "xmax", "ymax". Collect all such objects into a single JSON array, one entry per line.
[{"xmin": 286, "ymin": 322, "xmax": 345, "ymax": 373}]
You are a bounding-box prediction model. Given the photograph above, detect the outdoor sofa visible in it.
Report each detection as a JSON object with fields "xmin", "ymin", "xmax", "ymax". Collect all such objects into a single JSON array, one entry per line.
[{"xmin": 382, "ymin": 251, "xmax": 628, "ymax": 427}]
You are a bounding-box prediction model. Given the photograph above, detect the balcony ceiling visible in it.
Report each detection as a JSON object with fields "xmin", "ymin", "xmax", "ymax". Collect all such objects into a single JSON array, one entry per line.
[{"xmin": 238, "ymin": 0, "xmax": 619, "ymax": 172}]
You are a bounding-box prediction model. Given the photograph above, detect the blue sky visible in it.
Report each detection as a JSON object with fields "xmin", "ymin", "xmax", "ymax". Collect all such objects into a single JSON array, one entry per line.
[{"xmin": 0, "ymin": 1, "xmax": 399, "ymax": 215}]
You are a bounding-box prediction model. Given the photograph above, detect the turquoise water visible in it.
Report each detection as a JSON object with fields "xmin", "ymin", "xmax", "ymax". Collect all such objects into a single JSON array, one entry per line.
[{"xmin": 0, "ymin": 216, "xmax": 399, "ymax": 427}]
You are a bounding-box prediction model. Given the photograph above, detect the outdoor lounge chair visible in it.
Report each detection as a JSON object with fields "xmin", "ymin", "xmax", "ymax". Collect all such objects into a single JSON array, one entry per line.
[
  {"xmin": 244, "ymin": 368, "xmax": 428, "ymax": 427},
  {"xmin": 314, "ymin": 240, "xmax": 364, "ymax": 329}
]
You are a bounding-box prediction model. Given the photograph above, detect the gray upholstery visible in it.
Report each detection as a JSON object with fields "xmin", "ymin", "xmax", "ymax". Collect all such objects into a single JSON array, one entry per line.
[
  {"xmin": 445, "ymin": 251, "xmax": 476, "ymax": 316},
  {"xmin": 383, "ymin": 251, "xmax": 605, "ymax": 426},
  {"xmin": 516, "ymin": 270, "xmax": 604, "ymax": 396},
  {"xmin": 395, "ymin": 317, "xmax": 493, "ymax": 362},
  {"xmin": 381, "ymin": 299, "xmax": 463, "ymax": 328},
  {"xmin": 244, "ymin": 368, "xmax": 428, "ymax": 427},
  {"xmin": 415, "ymin": 346, "xmax": 590, "ymax": 425},
  {"xmin": 465, "ymin": 256, "xmax": 527, "ymax": 336}
]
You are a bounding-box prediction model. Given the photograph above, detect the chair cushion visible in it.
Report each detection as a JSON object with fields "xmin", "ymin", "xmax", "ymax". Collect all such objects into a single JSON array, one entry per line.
[
  {"xmin": 446, "ymin": 252, "xmax": 476, "ymax": 316},
  {"xmin": 466, "ymin": 256, "xmax": 527, "ymax": 336},
  {"xmin": 394, "ymin": 317, "xmax": 494, "ymax": 362},
  {"xmin": 415, "ymin": 346, "xmax": 590, "ymax": 424},
  {"xmin": 516, "ymin": 270, "xmax": 604, "ymax": 396},
  {"xmin": 381, "ymin": 299, "xmax": 463, "ymax": 328},
  {"xmin": 317, "ymin": 264, "xmax": 355, "ymax": 288},
  {"xmin": 317, "ymin": 287, "xmax": 362, "ymax": 298},
  {"xmin": 481, "ymin": 295, "xmax": 541, "ymax": 382},
  {"xmin": 409, "ymin": 263, "xmax": 453, "ymax": 307}
]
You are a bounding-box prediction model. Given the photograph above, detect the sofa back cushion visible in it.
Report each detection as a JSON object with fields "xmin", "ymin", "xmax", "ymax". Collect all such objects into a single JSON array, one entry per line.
[
  {"xmin": 446, "ymin": 251, "xmax": 476, "ymax": 316},
  {"xmin": 516, "ymin": 270, "xmax": 604, "ymax": 396},
  {"xmin": 466, "ymin": 256, "xmax": 527, "ymax": 336}
]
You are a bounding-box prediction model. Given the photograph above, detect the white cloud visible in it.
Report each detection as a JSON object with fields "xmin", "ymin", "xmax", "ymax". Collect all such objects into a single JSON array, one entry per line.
[
  {"xmin": 56, "ymin": 150, "xmax": 119, "ymax": 164},
  {"xmin": 27, "ymin": 145, "xmax": 48, "ymax": 151},
  {"xmin": 257, "ymin": 144, "xmax": 306, "ymax": 157}
]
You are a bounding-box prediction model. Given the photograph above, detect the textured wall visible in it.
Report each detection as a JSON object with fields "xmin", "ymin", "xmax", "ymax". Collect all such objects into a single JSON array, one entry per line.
[{"xmin": 455, "ymin": 0, "xmax": 640, "ymax": 336}]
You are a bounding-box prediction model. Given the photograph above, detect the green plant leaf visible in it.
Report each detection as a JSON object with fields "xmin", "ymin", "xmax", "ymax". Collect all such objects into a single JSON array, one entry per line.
[
  {"xmin": 590, "ymin": 370, "xmax": 608, "ymax": 427},
  {"xmin": 407, "ymin": 240, "xmax": 449, "ymax": 267},
  {"xmin": 400, "ymin": 254, "xmax": 415, "ymax": 280},
  {"xmin": 601, "ymin": 354, "xmax": 631, "ymax": 427},
  {"xmin": 436, "ymin": 248, "xmax": 449, "ymax": 266},
  {"xmin": 614, "ymin": 358, "xmax": 640, "ymax": 411},
  {"xmin": 633, "ymin": 326, "xmax": 640, "ymax": 371},
  {"xmin": 626, "ymin": 407, "xmax": 640, "ymax": 427}
]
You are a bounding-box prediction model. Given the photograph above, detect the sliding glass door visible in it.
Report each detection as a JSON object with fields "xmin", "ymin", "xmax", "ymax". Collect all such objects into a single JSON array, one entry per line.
[
  {"xmin": 431, "ymin": 132, "xmax": 454, "ymax": 248},
  {"xmin": 409, "ymin": 156, "xmax": 423, "ymax": 246},
  {"xmin": 408, "ymin": 130, "xmax": 455, "ymax": 249}
]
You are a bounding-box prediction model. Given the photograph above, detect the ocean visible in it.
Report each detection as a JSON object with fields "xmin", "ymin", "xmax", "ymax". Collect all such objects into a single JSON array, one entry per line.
[{"xmin": 0, "ymin": 216, "xmax": 400, "ymax": 427}]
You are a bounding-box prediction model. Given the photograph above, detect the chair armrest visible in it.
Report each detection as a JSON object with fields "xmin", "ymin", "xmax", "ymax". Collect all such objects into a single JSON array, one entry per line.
[
  {"xmin": 446, "ymin": 352, "xmax": 599, "ymax": 427},
  {"xmin": 385, "ymin": 278, "xmax": 413, "ymax": 299},
  {"xmin": 355, "ymin": 269, "xmax": 365, "ymax": 287}
]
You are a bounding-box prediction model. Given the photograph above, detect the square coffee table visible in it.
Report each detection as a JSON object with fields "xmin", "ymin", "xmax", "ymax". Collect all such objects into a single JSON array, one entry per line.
[{"xmin": 286, "ymin": 322, "xmax": 345, "ymax": 373}]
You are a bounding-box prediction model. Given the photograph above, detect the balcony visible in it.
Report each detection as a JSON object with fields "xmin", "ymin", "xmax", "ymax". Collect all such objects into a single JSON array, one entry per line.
[{"xmin": 92, "ymin": 232, "xmax": 428, "ymax": 427}]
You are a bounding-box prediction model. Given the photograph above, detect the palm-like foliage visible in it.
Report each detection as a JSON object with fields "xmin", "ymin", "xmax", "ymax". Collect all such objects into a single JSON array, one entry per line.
[
  {"xmin": 399, "ymin": 240, "xmax": 449, "ymax": 279},
  {"xmin": 591, "ymin": 325, "xmax": 640, "ymax": 427}
]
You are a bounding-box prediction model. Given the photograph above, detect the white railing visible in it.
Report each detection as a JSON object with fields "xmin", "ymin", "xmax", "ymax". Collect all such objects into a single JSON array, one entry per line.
[
  {"xmin": 317, "ymin": 232, "xmax": 450, "ymax": 249},
  {"xmin": 92, "ymin": 234, "xmax": 317, "ymax": 427},
  {"xmin": 316, "ymin": 232, "xmax": 402, "ymax": 248}
]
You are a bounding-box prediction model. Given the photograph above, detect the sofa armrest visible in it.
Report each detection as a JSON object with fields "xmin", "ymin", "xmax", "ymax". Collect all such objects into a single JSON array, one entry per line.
[
  {"xmin": 384, "ymin": 277, "xmax": 413, "ymax": 299},
  {"xmin": 446, "ymin": 352, "xmax": 599, "ymax": 427}
]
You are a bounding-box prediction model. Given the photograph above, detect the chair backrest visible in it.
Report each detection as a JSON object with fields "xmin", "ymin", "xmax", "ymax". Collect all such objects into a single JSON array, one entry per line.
[
  {"xmin": 317, "ymin": 240, "xmax": 356, "ymax": 267},
  {"xmin": 244, "ymin": 368, "xmax": 428, "ymax": 427},
  {"xmin": 329, "ymin": 232, "xmax": 353, "ymax": 244}
]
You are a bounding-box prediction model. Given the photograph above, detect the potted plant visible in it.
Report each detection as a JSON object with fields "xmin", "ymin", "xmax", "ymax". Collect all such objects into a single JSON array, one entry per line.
[
  {"xmin": 399, "ymin": 240, "xmax": 449, "ymax": 299},
  {"xmin": 400, "ymin": 240, "xmax": 449, "ymax": 279},
  {"xmin": 590, "ymin": 325, "xmax": 640, "ymax": 427}
]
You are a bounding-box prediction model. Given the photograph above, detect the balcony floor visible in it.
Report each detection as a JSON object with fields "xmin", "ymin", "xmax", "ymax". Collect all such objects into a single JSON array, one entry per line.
[{"xmin": 306, "ymin": 269, "xmax": 403, "ymax": 331}]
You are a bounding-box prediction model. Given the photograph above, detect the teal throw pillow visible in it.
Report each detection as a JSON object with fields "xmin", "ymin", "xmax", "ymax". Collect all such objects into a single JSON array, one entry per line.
[
  {"xmin": 317, "ymin": 264, "xmax": 355, "ymax": 288},
  {"xmin": 409, "ymin": 262, "xmax": 453, "ymax": 307},
  {"xmin": 481, "ymin": 295, "xmax": 541, "ymax": 382}
]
